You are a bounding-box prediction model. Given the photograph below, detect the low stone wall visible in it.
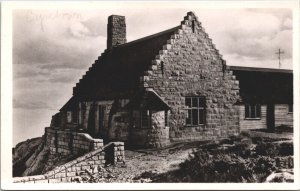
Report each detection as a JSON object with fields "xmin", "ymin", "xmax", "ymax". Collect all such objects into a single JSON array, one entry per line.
[
  {"xmin": 13, "ymin": 142, "xmax": 125, "ymax": 183},
  {"xmin": 113, "ymin": 142, "xmax": 125, "ymax": 164},
  {"xmin": 45, "ymin": 127, "xmax": 103, "ymax": 156}
]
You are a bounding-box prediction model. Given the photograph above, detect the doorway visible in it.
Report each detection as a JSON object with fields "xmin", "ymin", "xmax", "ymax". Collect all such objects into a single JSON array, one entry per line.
[
  {"xmin": 98, "ymin": 105, "xmax": 105, "ymax": 137},
  {"xmin": 267, "ymin": 104, "xmax": 275, "ymax": 132},
  {"xmin": 87, "ymin": 105, "xmax": 96, "ymax": 136}
]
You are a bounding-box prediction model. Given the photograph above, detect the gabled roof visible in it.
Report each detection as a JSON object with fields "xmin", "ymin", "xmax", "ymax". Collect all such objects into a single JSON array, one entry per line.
[
  {"xmin": 73, "ymin": 26, "xmax": 180, "ymax": 99},
  {"xmin": 124, "ymin": 88, "xmax": 171, "ymax": 111}
]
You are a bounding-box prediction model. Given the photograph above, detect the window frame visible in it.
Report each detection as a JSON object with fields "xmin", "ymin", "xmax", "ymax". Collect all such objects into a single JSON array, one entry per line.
[
  {"xmin": 72, "ymin": 110, "xmax": 78, "ymax": 124},
  {"xmin": 185, "ymin": 96, "xmax": 206, "ymax": 126},
  {"xmin": 67, "ymin": 111, "xmax": 72, "ymax": 123},
  {"xmin": 164, "ymin": 110, "xmax": 168, "ymax": 127},
  {"xmin": 245, "ymin": 104, "xmax": 261, "ymax": 119},
  {"xmin": 140, "ymin": 110, "xmax": 151, "ymax": 129}
]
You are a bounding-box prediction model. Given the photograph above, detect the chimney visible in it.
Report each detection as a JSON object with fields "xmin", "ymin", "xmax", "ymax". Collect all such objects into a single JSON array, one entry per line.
[{"xmin": 107, "ymin": 15, "xmax": 127, "ymax": 49}]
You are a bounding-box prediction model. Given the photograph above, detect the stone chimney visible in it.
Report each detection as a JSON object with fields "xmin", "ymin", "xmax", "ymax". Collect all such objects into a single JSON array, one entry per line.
[{"xmin": 107, "ymin": 15, "xmax": 126, "ymax": 49}]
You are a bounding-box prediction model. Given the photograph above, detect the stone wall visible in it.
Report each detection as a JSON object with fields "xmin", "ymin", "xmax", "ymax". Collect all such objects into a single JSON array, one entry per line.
[
  {"xmin": 112, "ymin": 142, "xmax": 125, "ymax": 164},
  {"xmin": 141, "ymin": 11, "xmax": 240, "ymax": 143},
  {"xmin": 45, "ymin": 127, "xmax": 103, "ymax": 156},
  {"xmin": 107, "ymin": 15, "xmax": 126, "ymax": 49},
  {"xmin": 13, "ymin": 142, "xmax": 125, "ymax": 183},
  {"xmin": 149, "ymin": 111, "xmax": 170, "ymax": 147},
  {"xmin": 109, "ymin": 111, "xmax": 130, "ymax": 141}
]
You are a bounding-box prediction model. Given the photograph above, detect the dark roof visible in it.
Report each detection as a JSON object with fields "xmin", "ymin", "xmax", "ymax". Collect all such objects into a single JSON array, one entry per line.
[
  {"xmin": 73, "ymin": 26, "xmax": 180, "ymax": 99},
  {"xmin": 228, "ymin": 65, "xmax": 293, "ymax": 74},
  {"xmin": 229, "ymin": 66, "xmax": 293, "ymax": 104},
  {"xmin": 60, "ymin": 96, "xmax": 78, "ymax": 111},
  {"xmin": 124, "ymin": 89, "xmax": 170, "ymax": 111}
]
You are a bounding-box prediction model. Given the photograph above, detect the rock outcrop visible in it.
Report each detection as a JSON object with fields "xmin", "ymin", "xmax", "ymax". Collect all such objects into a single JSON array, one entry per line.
[
  {"xmin": 13, "ymin": 137, "xmax": 45, "ymax": 176},
  {"xmin": 13, "ymin": 135, "xmax": 74, "ymax": 177}
]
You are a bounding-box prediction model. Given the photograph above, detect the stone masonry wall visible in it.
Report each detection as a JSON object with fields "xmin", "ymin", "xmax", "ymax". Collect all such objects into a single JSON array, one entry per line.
[
  {"xmin": 149, "ymin": 111, "xmax": 170, "ymax": 147},
  {"xmin": 45, "ymin": 127, "xmax": 103, "ymax": 156},
  {"xmin": 13, "ymin": 142, "xmax": 125, "ymax": 183},
  {"xmin": 141, "ymin": 12, "xmax": 240, "ymax": 143},
  {"xmin": 129, "ymin": 110, "xmax": 170, "ymax": 148},
  {"xmin": 107, "ymin": 15, "xmax": 126, "ymax": 49},
  {"xmin": 112, "ymin": 142, "xmax": 125, "ymax": 164}
]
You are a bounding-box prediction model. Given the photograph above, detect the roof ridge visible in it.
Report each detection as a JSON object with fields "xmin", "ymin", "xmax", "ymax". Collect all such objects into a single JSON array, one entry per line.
[{"xmin": 114, "ymin": 26, "xmax": 181, "ymax": 49}]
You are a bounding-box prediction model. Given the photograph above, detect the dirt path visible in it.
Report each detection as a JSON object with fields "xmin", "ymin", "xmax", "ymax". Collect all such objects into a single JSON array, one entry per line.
[
  {"xmin": 102, "ymin": 142, "xmax": 199, "ymax": 182},
  {"xmin": 102, "ymin": 128, "xmax": 294, "ymax": 182},
  {"xmin": 109, "ymin": 147, "xmax": 193, "ymax": 180}
]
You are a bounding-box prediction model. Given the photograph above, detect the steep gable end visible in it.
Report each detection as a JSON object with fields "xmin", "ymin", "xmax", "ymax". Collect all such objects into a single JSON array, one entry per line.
[
  {"xmin": 141, "ymin": 12, "xmax": 240, "ymax": 140},
  {"xmin": 140, "ymin": 11, "xmax": 228, "ymax": 88}
]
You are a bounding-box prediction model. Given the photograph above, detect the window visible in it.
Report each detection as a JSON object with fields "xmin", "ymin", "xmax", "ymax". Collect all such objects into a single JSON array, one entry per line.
[
  {"xmin": 67, "ymin": 111, "xmax": 72, "ymax": 123},
  {"xmin": 288, "ymin": 104, "xmax": 293, "ymax": 113},
  {"xmin": 192, "ymin": 20, "xmax": 195, "ymax": 33},
  {"xmin": 165, "ymin": 110, "xmax": 168, "ymax": 126},
  {"xmin": 72, "ymin": 110, "xmax": 78, "ymax": 124},
  {"xmin": 185, "ymin": 97, "xmax": 206, "ymax": 126},
  {"xmin": 245, "ymin": 104, "xmax": 261, "ymax": 119},
  {"xmin": 140, "ymin": 110, "xmax": 151, "ymax": 128}
]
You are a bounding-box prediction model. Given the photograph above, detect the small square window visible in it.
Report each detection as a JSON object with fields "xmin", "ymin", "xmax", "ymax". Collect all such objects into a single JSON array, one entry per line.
[{"xmin": 245, "ymin": 104, "xmax": 261, "ymax": 119}]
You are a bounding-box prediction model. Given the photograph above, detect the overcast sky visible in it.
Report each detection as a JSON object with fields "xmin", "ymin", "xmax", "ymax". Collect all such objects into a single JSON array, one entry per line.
[{"xmin": 13, "ymin": 8, "xmax": 292, "ymax": 145}]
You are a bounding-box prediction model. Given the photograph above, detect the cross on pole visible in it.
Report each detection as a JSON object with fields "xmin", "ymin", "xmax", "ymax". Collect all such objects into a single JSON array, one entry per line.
[{"xmin": 275, "ymin": 48, "xmax": 284, "ymax": 68}]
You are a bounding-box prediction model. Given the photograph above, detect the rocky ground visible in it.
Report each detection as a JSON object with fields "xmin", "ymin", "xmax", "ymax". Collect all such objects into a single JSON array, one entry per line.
[
  {"xmin": 72, "ymin": 126, "xmax": 293, "ymax": 183},
  {"xmin": 13, "ymin": 126, "xmax": 293, "ymax": 183},
  {"xmin": 13, "ymin": 137, "xmax": 44, "ymax": 177}
]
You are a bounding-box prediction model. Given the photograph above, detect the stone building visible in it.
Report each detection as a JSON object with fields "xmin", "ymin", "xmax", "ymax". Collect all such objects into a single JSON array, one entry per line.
[{"xmin": 50, "ymin": 11, "xmax": 292, "ymax": 148}]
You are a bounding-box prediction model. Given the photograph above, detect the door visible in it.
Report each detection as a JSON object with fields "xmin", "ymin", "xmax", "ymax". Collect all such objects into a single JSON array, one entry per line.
[
  {"xmin": 87, "ymin": 105, "xmax": 96, "ymax": 136},
  {"xmin": 267, "ymin": 104, "xmax": 275, "ymax": 132},
  {"xmin": 98, "ymin": 105, "xmax": 105, "ymax": 136}
]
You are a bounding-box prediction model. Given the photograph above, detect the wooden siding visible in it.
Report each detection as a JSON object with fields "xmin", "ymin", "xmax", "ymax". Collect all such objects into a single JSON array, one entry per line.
[
  {"xmin": 238, "ymin": 105, "xmax": 267, "ymax": 129},
  {"xmin": 275, "ymin": 104, "xmax": 293, "ymax": 127}
]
